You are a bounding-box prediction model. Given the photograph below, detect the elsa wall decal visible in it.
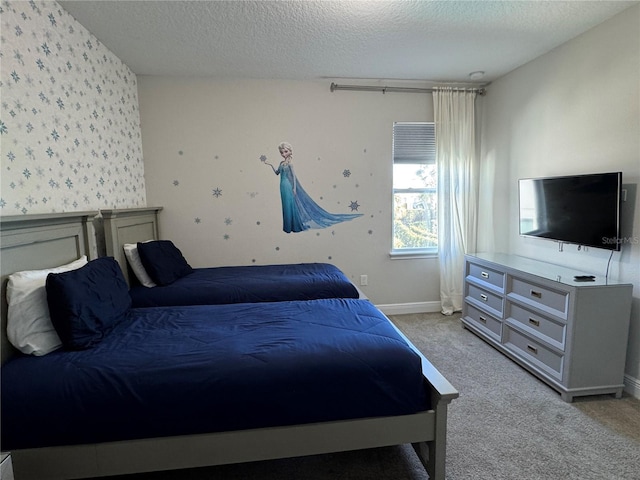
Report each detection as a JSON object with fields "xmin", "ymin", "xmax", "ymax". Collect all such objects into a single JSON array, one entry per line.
[{"xmin": 262, "ymin": 142, "xmax": 363, "ymax": 233}]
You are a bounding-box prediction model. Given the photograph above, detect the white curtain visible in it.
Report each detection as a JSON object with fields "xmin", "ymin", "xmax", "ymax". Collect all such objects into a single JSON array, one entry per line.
[{"xmin": 433, "ymin": 88, "xmax": 479, "ymax": 315}]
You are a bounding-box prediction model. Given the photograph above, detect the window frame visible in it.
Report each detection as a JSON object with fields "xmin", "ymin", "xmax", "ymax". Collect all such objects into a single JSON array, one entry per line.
[{"xmin": 390, "ymin": 122, "xmax": 437, "ymax": 258}]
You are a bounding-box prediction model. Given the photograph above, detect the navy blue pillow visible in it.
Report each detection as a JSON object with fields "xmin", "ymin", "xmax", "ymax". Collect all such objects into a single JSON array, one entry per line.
[
  {"xmin": 46, "ymin": 257, "xmax": 131, "ymax": 350},
  {"xmin": 137, "ymin": 240, "xmax": 193, "ymax": 286}
]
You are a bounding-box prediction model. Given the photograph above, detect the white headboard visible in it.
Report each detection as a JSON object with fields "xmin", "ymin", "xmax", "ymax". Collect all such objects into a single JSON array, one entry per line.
[
  {"xmin": 0, "ymin": 212, "xmax": 98, "ymax": 364},
  {"xmin": 100, "ymin": 207, "xmax": 163, "ymax": 285}
]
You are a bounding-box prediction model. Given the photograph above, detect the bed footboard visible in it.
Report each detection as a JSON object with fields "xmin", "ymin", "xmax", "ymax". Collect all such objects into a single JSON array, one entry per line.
[
  {"xmin": 413, "ymin": 394, "xmax": 453, "ymax": 480},
  {"xmin": 11, "ymin": 410, "xmax": 439, "ymax": 479},
  {"xmin": 10, "ymin": 363, "xmax": 457, "ymax": 480}
]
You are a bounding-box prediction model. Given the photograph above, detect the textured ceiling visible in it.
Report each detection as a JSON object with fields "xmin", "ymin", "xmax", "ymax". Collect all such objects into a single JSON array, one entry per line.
[{"xmin": 59, "ymin": 0, "xmax": 638, "ymax": 83}]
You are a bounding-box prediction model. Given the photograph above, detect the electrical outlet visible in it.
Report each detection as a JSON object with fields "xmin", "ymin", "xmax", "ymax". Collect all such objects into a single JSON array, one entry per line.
[{"xmin": 360, "ymin": 275, "xmax": 368, "ymax": 286}]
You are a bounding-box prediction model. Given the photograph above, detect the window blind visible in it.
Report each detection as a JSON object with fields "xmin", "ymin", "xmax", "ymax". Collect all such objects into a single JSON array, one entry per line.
[{"xmin": 392, "ymin": 122, "xmax": 435, "ymax": 164}]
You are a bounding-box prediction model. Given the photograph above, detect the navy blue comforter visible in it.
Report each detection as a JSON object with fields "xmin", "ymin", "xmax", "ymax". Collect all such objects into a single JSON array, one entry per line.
[
  {"xmin": 1, "ymin": 299, "xmax": 427, "ymax": 450},
  {"xmin": 129, "ymin": 263, "xmax": 360, "ymax": 308}
]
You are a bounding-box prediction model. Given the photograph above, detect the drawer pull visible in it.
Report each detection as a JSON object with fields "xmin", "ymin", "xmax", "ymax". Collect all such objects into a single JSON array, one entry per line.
[
  {"xmin": 528, "ymin": 318, "xmax": 540, "ymax": 327},
  {"xmin": 530, "ymin": 290, "xmax": 542, "ymax": 299},
  {"xmin": 481, "ymin": 271, "xmax": 489, "ymax": 278},
  {"xmin": 480, "ymin": 294, "xmax": 488, "ymax": 301},
  {"xmin": 527, "ymin": 345, "xmax": 538, "ymax": 354},
  {"xmin": 478, "ymin": 316, "xmax": 487, "ymax": 324}
]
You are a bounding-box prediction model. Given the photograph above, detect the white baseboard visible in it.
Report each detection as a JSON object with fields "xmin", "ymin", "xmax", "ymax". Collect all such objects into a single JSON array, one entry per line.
[
  {"xmin": 375, "ymin": 301, "xmax": 441, "ymax": 316},
  {"xmin": 624, "ymin": 374, "xmax": 640, "ymax": 399}
]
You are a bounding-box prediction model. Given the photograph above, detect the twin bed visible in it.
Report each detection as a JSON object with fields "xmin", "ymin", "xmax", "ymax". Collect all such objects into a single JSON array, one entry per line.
[
  {"xmin": 0, "ymin": 208, "xmax": 458, "ymax": 480},
  {"xmin": 101, "ymin": 208, "xmax": 363, "ymax": 307}
]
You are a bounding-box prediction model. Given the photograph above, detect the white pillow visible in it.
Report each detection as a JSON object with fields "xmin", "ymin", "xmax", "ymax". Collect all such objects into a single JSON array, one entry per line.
[
  {"xmin": 123, "ymin": 242, "xmax": 157, "ymax": 288},
  {"xmin": 6, "ymin": 256, "xmax": 89, "ymax": 356}
]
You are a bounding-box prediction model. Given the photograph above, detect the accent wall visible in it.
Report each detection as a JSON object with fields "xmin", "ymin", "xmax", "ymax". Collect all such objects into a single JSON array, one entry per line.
[{"xmin": 0, "ymin": 0, "xmax": 145, "ymax": 215}]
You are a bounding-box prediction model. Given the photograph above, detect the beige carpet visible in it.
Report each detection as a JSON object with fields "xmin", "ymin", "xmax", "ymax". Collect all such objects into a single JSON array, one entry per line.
[
  {"xmin": 392, "ymin": 312, "xmax": 640, "ymax": 480},
  {"xmin": 84, "ymin": 312, "xmax": 640, "ymax": 480}
]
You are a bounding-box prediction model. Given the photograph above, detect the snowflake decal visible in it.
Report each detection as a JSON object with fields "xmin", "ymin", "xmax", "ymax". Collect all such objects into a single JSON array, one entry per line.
[
  {"xmin": 173, "ymin": 180, "xmax": 179, "ymax": 186},
  {"xmin": 212, "ymin": 187, "xmax": 222, "ymax": 198},
  {"xmin": 349, "ymin": 201, "xmax": 361, "ymax": 211},
  {"xmin": 259, "ymin": 154, "xmax": 267, "ymax": 163},
  {"xmin": 194, "ymin": 217, "xmax": 201, "ymax": 224},
  {"xmin": 343, "ymin": 169, "xmax": 351, "ymax": 177},
  {"xmin": 224, "ymin": 217, "xmax": 232, "ymax": 225}
]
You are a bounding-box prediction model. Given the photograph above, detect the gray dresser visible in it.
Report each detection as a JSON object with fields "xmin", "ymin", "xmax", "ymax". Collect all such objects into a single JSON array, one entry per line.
[{"xmin": 462, "ymin": 253, "xmax": 633, "ymax": 402}]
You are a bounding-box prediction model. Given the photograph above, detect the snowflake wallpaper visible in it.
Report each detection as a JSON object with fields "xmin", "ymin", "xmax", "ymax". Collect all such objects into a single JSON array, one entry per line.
[{"xmin": 0, "ymin": 0, "xmax": 145, "ymax": 215}]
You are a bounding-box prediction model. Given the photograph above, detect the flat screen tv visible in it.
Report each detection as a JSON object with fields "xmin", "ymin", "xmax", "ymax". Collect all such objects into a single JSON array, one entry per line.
[{"xmin": 518, "ymin": 172, "xmax": 622, "ymax": 251}]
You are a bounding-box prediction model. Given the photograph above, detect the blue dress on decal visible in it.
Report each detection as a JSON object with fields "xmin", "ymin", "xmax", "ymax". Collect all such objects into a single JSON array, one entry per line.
[{"xmin": 275, "ymin": 162, "xmax": 362, "ymax": 233}]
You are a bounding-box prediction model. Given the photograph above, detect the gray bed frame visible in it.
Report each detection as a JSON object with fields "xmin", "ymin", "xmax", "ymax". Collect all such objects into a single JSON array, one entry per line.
[{"xmin": 1, "ymin": 210, "xmax": 458, "ymax": 480}]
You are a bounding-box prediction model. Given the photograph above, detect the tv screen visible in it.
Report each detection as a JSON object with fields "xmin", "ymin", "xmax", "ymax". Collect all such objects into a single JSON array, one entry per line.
[{"xmin": 519, "ymin": 172, "xmax": 622, "ymax": 251}]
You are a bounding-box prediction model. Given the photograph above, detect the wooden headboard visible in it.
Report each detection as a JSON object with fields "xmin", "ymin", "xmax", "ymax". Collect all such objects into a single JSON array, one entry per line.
[
  {"xmin": 0, "ymin": 212, "xmax": 98, "ymax": 364},
  {"xmin": 100, "ymin": 207, "xmax": 163, "ymax": 285}
]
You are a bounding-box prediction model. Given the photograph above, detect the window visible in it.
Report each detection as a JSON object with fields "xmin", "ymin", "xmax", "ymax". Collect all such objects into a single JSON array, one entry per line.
[{"xmin": 392, "ymin": 122, "xmax": 437, "ymax": 255}]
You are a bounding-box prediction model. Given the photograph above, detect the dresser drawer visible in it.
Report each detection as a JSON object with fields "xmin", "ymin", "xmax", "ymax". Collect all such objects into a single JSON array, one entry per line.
[
  {"xmin": 467, "ymin": 262, "xmax": 505, "ymax": 291},
  {"xmin": 466, "ymin": 283, "xmax": 504, "ymax": 317},
  {"xmin": 504, "ymin": 326, "xmax": 564, "ymax": 380},
  {"xmin": 507, "ymin": 303, "xmax": 566, "ymax": 351},
  {"xmin": 508, "ymin": 278, "xmax": 569, "ymax": 319},
  {"xmin": 464, "ymin": 303, "xmax": 502, "ymax": 341}
]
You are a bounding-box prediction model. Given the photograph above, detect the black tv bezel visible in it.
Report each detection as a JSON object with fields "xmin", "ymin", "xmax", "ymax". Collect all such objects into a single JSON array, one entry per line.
[{"xmin": 518, "ymin": 172, "xmax": 622, "ymax": 252}]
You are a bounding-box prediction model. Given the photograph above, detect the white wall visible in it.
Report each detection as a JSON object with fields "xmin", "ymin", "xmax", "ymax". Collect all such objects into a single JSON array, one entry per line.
[
  {"xmin": 138, "ymin": 78, "xmax": 440, "ymax": 308},
  {"xmin": 480, "ymin": 6, "xmax": 640, "ymax": 388}
]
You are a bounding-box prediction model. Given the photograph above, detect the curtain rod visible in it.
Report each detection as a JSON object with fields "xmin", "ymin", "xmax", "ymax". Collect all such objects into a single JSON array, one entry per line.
[{"xmin": 329, "ymin": 82, "xmax": 487, "ymax": 96}]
